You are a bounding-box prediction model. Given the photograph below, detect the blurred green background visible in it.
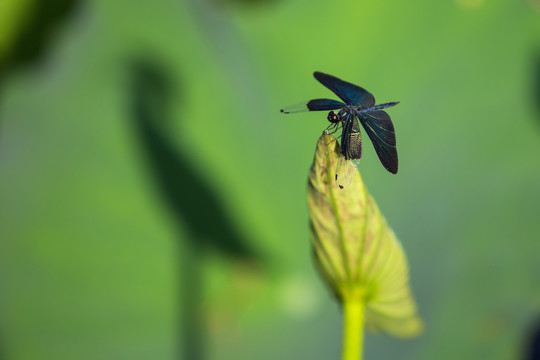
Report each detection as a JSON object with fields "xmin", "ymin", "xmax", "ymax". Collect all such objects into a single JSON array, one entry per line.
[{"xmin": 1, "ymin": 0, "xmax": 540, "ymax": 359}]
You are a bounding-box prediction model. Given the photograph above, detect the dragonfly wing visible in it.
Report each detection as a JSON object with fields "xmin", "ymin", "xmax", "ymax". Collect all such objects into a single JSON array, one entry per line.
[
  {"xmin": 281, "ymin": 98, "xmax": 345, "ymax": 114},
  {"xmin": 314, "ymin": 71, "xmax": 375, "ymax": 107},
  {"xmin": 359, "ymin": 110, "xmax": 398, "ymax": 174},
  {"xmin": 340, "ymin": 114, "xmax": 362, "ymax": 160},
  {"xmin": 335, "ymin": 155, "xmax": 360, "ymax": 189}
]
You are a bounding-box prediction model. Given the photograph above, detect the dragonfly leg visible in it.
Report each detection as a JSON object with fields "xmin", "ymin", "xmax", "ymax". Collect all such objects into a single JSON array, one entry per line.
[
  {"xmin": 325, "ymin": 123, "xmax": 343, "ymax": 146},
  {"xmin": 325, "ymin": 123, "xmax": 334, "ymax": 132},
  {"xmin": 325, "ymin": 122, "xmax": 343, "ymax": 135}
]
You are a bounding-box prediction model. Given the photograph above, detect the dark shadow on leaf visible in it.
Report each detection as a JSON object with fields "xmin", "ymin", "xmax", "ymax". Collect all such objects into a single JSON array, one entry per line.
[
  {"xmin": 130, "ymin": 58, "xmax": 260, "ymax": 360},
  {"xmin": 131, "ymin": 60, "xmax": 257, "ymax": 258}
]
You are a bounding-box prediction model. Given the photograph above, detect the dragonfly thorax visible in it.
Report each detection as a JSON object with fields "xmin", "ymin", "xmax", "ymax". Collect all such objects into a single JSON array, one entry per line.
[{"xmin": 336, "ymin": 106, "xmax": 356, "ymax": 120}]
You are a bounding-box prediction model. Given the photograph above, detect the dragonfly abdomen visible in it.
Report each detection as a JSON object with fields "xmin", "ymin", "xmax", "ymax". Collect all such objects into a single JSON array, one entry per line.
[{"xmin": 341, "ymin": 114, "xmax": 362, "ymax": 160}]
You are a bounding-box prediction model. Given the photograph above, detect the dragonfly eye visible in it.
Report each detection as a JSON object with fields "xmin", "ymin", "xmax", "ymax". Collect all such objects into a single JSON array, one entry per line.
[{"xmin": 327, "ymin": 111, "xmax": 340, "ymax": 124}]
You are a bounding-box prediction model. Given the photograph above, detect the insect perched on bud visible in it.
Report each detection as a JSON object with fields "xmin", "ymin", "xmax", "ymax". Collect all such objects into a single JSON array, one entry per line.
[{"xmin": 282, "ymin": 71, "xmax": 400, "ymax": 189}]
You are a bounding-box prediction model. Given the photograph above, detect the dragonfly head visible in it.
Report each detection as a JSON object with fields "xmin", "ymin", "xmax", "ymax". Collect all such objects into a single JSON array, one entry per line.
[{"xmin": 327, "ymin": 111, "xmax": 340, "ymax": 124}]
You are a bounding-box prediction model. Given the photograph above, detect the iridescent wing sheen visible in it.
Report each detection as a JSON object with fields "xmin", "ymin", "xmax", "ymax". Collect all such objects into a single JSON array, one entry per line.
[
  {"xmin": 359, "ymin": 110, "xmax": 398, "ymax": 174},
  {"xmin": 313, "ymin": 71, "xmax": 375, "ymax": 107},
  {"xmin": 280, "ymin": 98, "xmax": 345, "ymax": 114}
]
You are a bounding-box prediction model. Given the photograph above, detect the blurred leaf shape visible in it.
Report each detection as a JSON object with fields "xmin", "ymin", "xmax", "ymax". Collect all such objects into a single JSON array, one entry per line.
[
  {"xmin": 0, "ymin": 0, "xmax": 33, "ymax": 60},
  {"xmin": 0, "ymin": 0, "xmax": 80, "ymax": 76},
  {"xmin": 307, "ymin": 132, "xmax": 422, "ymax": 337},
  {"xmin": 131, "ymin": 59, "xmax": 259, "ymax": 259}
]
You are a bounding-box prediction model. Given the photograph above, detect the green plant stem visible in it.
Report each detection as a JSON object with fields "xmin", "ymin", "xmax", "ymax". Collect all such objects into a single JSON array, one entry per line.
[{"xmin": 342, "ymin": 299, "xmax": 364, "ymax": 360}]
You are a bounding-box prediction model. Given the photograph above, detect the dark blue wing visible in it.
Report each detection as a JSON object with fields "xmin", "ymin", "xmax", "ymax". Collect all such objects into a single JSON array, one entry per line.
[
  {"xmin": 314, "ymin": 72, "xmax": 375, "ymax": 107},
  {"xmin": 280, "ymin": 98, "xmax": 345, "ymax": 114},
  {"xmin": 358, "ymin": 110, "xmax": 398, "ymax": 174}
]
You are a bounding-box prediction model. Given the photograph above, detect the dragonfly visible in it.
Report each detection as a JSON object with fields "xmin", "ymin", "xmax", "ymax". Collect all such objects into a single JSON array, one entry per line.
[{"xmin": 281, "ymin": 71, "xmax": 399, "ymax": 188}]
